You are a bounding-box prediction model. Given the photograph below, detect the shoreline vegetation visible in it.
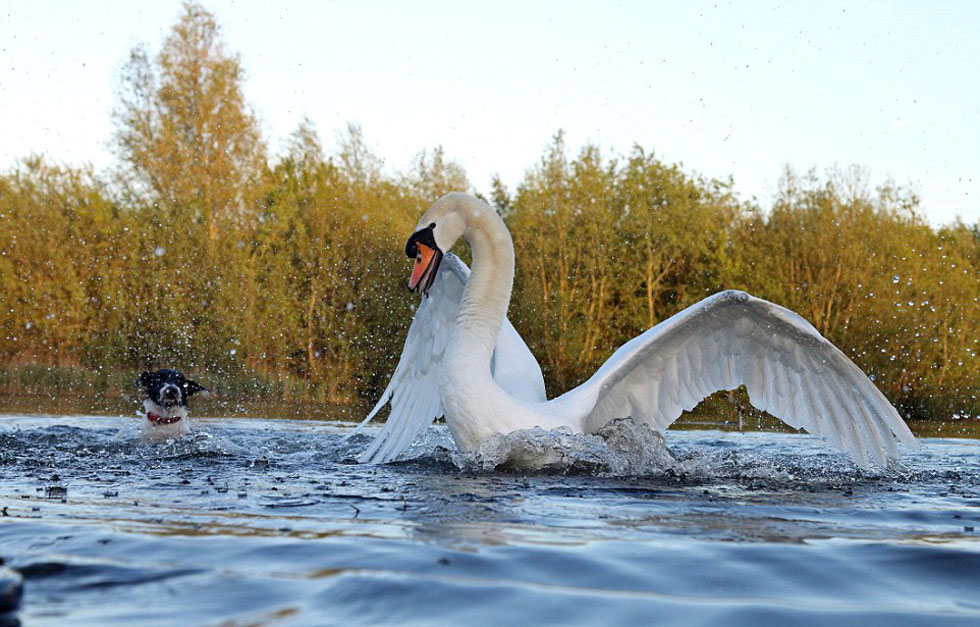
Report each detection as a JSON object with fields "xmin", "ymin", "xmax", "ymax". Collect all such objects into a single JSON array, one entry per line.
[
  {"xmin": 2, "ymin": 3, "xmax": 978, "ymax": 424},
  {"xmin": 2, "ymin": 364, "xmax": 978, "ymax": 441}
]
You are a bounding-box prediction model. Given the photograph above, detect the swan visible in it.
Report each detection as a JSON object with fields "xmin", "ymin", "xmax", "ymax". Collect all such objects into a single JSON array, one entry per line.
[{"xmin": 351, "ymin": 192, "xmax": 917, "ymax": 467}]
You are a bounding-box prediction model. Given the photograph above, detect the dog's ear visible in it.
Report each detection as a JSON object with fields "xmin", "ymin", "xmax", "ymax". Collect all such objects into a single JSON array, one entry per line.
[
  {"xmin": 184, "ymin": 379, "xmax": 211, "ymax": 399},
  {"xmin": 136, "ymin": 371, "xmax": 153, "ymax": 389}
]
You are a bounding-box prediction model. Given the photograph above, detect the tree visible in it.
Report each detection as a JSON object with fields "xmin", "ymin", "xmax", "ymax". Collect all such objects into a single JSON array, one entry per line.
[
  {"xmin": 335, "ymin": 124, "xmax": 383, "ymax": 191},
  {"xmin": 615, "ymin": 146, "xmax": 742, "ymax": 331},
  {"xmin": 0, "ymin": 157, "xmax": 131, "ymax": 368},
  {"xmin": 112, "ymin": 1, "xmax": 265, "ymax": 241},
  {"xmin": 489, "ymin": 174, "xmax": 512, "ymax": 216},
  {"xmin": 403, "ymin": 145, "xmax": 469, "ymax": 201},
  {"xmin": 508, "ymin": 133, "xmax": 620, "ymax": 391}
]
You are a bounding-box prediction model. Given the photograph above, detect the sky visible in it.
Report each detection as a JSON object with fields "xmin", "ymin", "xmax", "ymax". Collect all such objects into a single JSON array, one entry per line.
[{"xmin": 1, "ymin": 0, "xmax": 978, "ymax": 225}]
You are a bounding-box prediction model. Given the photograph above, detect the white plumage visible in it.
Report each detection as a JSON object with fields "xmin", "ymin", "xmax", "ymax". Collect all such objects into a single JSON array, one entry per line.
[
  {"xmin": 349, "ymin": 253, "xmax": 545, "ymax": 463},
  {"xmin": 353, "ymin": 193, "xmax": 917, "ymax": 467}
]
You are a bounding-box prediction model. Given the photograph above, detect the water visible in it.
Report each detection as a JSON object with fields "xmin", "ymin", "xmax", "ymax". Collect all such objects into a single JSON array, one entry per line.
[{"xmin": 1, "ymin": 414, "xmax": 978, "ymax": 626}]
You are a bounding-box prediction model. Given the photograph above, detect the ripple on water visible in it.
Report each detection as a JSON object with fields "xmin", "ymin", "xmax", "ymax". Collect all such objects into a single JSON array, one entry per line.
[{"xmin": 0, "ymin": 414, "xmax": 978, "ymax": 626}]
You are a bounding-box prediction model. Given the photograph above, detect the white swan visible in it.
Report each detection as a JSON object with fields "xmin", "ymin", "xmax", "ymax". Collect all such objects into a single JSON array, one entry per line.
[{"xmin": 351, "ymin": 192, "xmax": 917, "ymax": 467}]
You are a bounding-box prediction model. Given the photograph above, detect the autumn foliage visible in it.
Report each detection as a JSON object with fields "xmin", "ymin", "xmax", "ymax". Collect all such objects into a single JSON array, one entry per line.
[{"xmin": 1, "ymin": 3, "xmax": 977, "ymax": 419}]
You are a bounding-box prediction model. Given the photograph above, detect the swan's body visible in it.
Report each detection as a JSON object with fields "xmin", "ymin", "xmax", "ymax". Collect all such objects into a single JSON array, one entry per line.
[
  {"xmin": 351, "ymin": 253, "xmax": 546, "ymax": 463},
  {"xmin": 352, "ymin": 193, "xmax": 917, "ymax": 467}
]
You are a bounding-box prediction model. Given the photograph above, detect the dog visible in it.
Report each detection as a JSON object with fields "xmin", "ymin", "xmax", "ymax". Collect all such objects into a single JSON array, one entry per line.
[{"xmin": 136, "ymin": 369, "xmax": 210, "ymax": 441}]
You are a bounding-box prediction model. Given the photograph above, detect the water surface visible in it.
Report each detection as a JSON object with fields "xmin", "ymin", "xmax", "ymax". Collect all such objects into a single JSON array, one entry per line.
[{"xmin": 0, "ymin": 414, "xmax": 978, "ymax": 626}]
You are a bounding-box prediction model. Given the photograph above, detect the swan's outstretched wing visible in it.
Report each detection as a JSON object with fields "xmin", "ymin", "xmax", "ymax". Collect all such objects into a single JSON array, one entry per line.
[
  {"xmin": 350, "ymin": 253, "xmax": 546, "ymax": 463},
  {"xmin": 554, "ymin": 290, "xmax": 916, "ymax": 468}
]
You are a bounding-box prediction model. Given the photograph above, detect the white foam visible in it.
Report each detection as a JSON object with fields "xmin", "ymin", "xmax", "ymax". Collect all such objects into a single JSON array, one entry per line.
[{"xmin": 451, "ymin": 418, "xmax": 676, "ymax": 475}]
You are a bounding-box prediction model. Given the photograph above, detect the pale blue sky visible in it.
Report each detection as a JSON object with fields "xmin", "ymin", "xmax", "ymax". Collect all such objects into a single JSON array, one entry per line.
[{"xmin": 1, "ymin": 0, "xmax": 978, "ymax": 225}]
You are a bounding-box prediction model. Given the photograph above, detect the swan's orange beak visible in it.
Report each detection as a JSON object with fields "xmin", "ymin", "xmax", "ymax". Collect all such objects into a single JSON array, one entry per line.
[{"xmin": 408, "ymin": 243, "xmax": 443, "ymax": 296}]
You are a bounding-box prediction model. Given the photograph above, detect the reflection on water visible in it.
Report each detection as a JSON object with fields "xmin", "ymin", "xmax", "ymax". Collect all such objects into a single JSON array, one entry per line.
[{"xmin": 0, "ymin": 414, "xmax": 978, "ymax": 626}]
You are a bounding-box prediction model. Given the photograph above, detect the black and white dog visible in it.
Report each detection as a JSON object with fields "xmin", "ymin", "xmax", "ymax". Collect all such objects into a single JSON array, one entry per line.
[{"xmin": 136, "ymin": 369, "xmax": 210, "ymax": 440}]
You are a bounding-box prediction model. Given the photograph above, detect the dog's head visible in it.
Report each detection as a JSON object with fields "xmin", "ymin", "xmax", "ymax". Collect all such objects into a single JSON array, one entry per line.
[{"xmin": 136, "ymin": 369, "xmax": 210, "ymax": 408}]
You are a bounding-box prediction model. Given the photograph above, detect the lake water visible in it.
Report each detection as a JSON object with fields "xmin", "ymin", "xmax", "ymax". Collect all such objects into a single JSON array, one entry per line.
[{"xmin": 0, "ymin": 414, "xmax": 978, "ymax": 626}]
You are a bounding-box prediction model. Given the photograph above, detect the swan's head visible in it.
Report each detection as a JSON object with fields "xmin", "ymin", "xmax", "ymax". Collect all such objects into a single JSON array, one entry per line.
[{"xmin": 405, "ymin": 193, "xmax": 478, "ymax": 295}]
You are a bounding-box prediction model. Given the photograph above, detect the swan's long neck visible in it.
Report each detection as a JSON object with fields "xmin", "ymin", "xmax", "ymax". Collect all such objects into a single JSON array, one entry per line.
[
  {"xmin": 438, "ymin": 197, "xmax": 566, "ymax": 449},
  {"xmin": 452, "ymin": 208, "xmax": 514, "ymax": 371}
]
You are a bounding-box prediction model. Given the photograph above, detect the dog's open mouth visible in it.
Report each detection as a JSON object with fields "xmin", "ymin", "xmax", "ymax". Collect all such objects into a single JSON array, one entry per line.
[{"xmin": 161, "ymin": 386, "xmax": 181, "ymax": 407}]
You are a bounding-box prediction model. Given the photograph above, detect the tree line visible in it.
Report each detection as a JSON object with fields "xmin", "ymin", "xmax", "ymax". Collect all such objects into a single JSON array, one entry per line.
[{"xmin": 1, "ymin": 2, "xmax": 977, "ymax": 420}]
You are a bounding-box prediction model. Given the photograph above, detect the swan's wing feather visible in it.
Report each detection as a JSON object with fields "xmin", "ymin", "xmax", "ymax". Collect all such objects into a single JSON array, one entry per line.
[
  {"xmin": 352, "ymin": 254, "xmax": 545, "ymax": 463},
  {"xmin": 559, "ymin": 290, "xmax": 916, "ymax": 468},
  {"xmin": 350, "ymin": 255, "xmax": 462, "ymax": 463}
]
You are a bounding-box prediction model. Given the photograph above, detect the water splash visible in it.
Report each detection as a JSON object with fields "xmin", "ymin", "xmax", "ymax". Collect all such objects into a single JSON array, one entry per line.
[
  {"xmin": 435, "ymin": 419, "xmax": 918, "ymax": 485},
  {"xmin": 451, "ymin": 418, "xmax": 676, "ymax": 475}
]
